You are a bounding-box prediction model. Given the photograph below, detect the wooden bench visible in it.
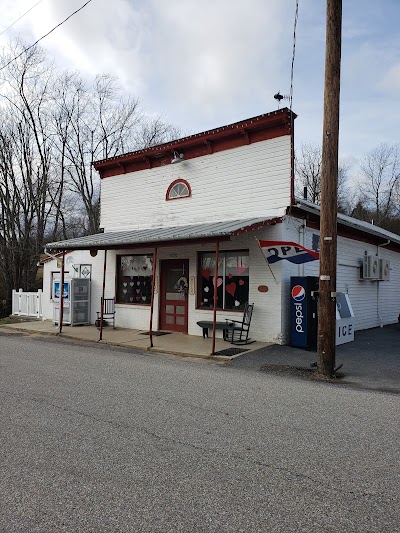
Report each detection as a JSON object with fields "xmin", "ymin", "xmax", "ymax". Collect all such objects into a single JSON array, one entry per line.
[{"xmin": 196, "ymin": 321, "xmax": 229, "ymax": 339}]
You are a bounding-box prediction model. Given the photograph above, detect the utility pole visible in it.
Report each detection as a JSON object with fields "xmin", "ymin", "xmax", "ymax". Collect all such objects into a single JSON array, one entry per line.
[{"xmin": 317, "ymin": 0, "xmax": 342, "ymax": 377}]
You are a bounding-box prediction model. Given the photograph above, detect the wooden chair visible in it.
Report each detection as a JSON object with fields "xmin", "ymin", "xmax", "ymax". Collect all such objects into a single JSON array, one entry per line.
[
  {"xmin": 96, "ymin": 297, "xmax": 116, "ymax": 329},
  {"xmin": 225, "ymin": 303, "xmax": 254, "ymax": 345}
]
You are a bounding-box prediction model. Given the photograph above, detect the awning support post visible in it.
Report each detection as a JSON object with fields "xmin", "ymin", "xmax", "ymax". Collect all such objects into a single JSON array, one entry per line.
[
  {"xmin": 149, "ymin": 247, "xmax": 158, "ymax": 348},
  {"xmin": 99, "ymin": 249, "xmax": 107, "ymax": 341},
  {"xmin": 58, "ymin": 251, "xmax": 65, "ymax": 334},
  {"xmin": 211, "ymin": 241, "xmax": 220, "ymax": 355}
]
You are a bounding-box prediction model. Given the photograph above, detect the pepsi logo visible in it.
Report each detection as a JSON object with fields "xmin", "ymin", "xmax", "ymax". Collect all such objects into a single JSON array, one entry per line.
[{"xmin": 292, "ymin": 285, "xmax": 305, "ymax": 302}]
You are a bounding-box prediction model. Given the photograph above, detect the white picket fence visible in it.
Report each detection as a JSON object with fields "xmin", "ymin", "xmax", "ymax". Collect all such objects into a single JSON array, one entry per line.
[{"xmin": 12, "ymin": 289, "xmax": 43, "ymax": 318}]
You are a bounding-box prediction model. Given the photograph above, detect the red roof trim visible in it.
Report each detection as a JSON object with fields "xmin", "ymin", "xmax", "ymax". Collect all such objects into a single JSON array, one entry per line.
[
  {"xmin": 93, "ymin": 108, "xmax": 296, "ymax": 179},
  {"xmin": 231, "ymin": 217, "xmax": 283, "ymax": 236}
]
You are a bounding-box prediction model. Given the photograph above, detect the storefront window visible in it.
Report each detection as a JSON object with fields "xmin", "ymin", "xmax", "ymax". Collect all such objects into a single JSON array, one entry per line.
[
  {"xmin": 198, "ymin": 251, "xmax": 249, "ymax": 310},
  {"xmin": 116, "ymin": 254, "xmax": 153, "ymax": 304}
]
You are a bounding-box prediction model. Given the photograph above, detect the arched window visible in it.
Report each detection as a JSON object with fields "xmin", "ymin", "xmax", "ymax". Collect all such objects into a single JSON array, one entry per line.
[{"xmin": 166, "ymin": 179, "xmax": 191, "ymax": 201}]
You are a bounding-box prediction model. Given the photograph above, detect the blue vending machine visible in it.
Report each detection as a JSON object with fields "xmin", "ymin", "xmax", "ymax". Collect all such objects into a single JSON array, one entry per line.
[{"xmin": 290, "ymin": 276, "xmax": 319, "ymax": 350}]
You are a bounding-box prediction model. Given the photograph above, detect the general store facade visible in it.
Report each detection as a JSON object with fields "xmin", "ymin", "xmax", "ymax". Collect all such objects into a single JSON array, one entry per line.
[{"xmin": 42, "ymin": 108, "xmax": 400, "ymax": 344}]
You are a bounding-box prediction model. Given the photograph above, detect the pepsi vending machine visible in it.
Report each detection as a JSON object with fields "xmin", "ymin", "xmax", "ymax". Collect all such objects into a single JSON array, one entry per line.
[{"xmin": 290, "ymin": 276, "xmax": 319, "ymax": 350}]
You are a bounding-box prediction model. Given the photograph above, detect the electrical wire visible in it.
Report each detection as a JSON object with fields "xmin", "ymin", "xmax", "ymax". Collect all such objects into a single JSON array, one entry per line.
[
  {"xmin": 0, "ymin": 0, "xmax": 93, "ymax": 72},
  {"xmin": 289, "ymin": 0, "xmax": 299, "ymax": 112},
  {"xmin": 0, "ymin": 0, "xmax": 45, "ymax": 38}
]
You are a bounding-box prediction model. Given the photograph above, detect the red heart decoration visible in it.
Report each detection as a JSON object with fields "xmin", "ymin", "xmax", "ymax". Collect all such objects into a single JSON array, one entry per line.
[
  {"xmin": 136, "ymin": 289, "xmax": 140, "ymax": 293},
  {"xmin": 136, "ymin": 296, "xmax": 141, "ymax": 301},
  {"xmin": 228, "ymin": 273, "xmax": 233, "ymax": 279},
  {"xmin": 239, "ymin": 279, "xmax": 245, "ymax": 286},
  {"xmin": 202, "ymin": 268, "xmax": 210, "ymax": 281},
  {"xmin": 226, "ymin": 282, "xmax": 236, "ymax": 297}
]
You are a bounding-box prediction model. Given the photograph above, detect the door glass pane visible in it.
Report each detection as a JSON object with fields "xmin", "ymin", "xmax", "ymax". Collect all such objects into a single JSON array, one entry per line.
[
  {"xmin": 166, "ymin": 305, "xmax": 174, "ymax": 313},
  {"xmin": 166, "ymin": 292, "xmax": 176, "ymax": 300},
  {"xmin": 166, "ymin": 268, "xmax": 183, "ymax": 291},
  {"xmin": 166, "ymin": 316, "xmax": 174, "ymax": 324},
  {"xmin": 176, "ymin": 306, "xmax": 185, "ymax": 314},
  {"xmin": 166, "ymin": 292, "xmax": 185, "ymax": 301},
  {"xmin": 176, "ymin": 316, "xmax": 185, "ymax": 325}
]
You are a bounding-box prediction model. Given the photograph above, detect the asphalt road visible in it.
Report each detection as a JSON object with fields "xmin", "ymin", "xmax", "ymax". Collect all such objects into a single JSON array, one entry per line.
[
  {"xmin": 230, "ymin": 324, "xmax": 400, "ymax": 394},
  {"xmin": 0, "ymin": 331, "xmax": 399, "ymax": 532}
]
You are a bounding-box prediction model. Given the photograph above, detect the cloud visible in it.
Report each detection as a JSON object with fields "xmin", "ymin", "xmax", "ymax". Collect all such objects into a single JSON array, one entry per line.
[
  {"xmin": 1, "ymin": 0, "xmax": 399, "ymax": 166},
  {"xmin": 379, "ymin": 64, "xmax": 400, "ymax": 93}
]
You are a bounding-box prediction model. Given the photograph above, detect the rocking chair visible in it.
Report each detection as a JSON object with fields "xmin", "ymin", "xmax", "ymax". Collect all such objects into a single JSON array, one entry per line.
[
  {"xmin": 225, "ymin": 303, "xmax": 255, "ymax": 345},
  {"xmin": 96, "ymin": 297, "xmax": 116, "ymax": 329}
]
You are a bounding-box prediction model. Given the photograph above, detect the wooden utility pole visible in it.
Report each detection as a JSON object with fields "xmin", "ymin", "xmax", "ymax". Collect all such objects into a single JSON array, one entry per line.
[{"xmin": 317, "ymin": 0, "xmax": 342, "ymax": 377}]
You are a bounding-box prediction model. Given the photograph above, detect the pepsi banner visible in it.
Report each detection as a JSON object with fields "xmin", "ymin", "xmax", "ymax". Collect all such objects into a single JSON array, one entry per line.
[{"xmin": 258, "ymin": 240, "xmax": 319, "ymax": 264}]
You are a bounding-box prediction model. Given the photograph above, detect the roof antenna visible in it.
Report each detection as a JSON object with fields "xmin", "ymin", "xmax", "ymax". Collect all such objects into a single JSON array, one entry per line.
[{"xmin": 274, "ymin": 91, "xmax": 290, "ymax": 109}]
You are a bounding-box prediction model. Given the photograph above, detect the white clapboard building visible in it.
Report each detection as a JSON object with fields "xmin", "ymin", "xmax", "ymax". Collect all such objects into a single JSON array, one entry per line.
[{"xmin": 42, "ymin": 108, "xmax": 400, "ymax": 344}]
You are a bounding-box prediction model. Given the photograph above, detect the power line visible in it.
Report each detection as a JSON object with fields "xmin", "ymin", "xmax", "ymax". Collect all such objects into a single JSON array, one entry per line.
[
  {"xmin": 290, "ymin": 0, "xmax": 299, "ymax": 111},
  {"xmin": 0, "ymin": 0, "xmax": 45, "ymax": 38},
  {"xmin": 0, "ymin": 0, "xmax": 93, "ymax": 72}
]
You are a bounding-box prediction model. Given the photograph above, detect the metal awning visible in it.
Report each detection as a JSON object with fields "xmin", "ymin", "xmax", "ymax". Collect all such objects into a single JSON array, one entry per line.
[{"xmin": 45, "ymin": 216, "xmax": 282, "ymax": 251}]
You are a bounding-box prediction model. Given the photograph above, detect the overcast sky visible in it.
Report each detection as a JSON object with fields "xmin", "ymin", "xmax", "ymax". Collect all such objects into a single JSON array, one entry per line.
[{"xmin": 1, "ymin": 0, "xmax": 399, "ymax": 171}]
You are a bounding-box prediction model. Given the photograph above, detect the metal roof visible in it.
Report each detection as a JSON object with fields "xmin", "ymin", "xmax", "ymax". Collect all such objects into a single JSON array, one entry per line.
[
  {"xmin": 295, "ymin": 198, "xmax": 400, "ymax": 246},
  {"xmin": 45, "ymin": 217, "xmax": 282, "ymax": 251}
]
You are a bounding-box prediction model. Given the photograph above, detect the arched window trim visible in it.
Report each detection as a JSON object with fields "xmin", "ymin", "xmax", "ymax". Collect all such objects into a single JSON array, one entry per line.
[{"xmin": 166, "ymin": 178, "xmax": 192, "ymax": 201}]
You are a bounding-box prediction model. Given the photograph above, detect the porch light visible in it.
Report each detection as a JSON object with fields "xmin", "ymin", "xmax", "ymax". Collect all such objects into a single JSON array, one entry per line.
[{"xmin": 171, "ymin": 151, "xmax": 184, "ymax": 164}]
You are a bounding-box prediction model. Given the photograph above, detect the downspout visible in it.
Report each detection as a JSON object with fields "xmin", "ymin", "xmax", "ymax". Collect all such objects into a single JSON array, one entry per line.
[
  {"xmin": 211, "ymin": 241, "xmax": 220, "ymax": 356},
  {"xmin": 377, "ymin": 240, "xmax": 390, "ymax": 327},
  {"xmin": 99, "ymin": 250, "xmax": 107, "ymax": 341},
  {"xmin": 149, "ymin": 247, "xmax": 158, "ymax": 349},
  {"xmin": 299, "ymin": 219, "xmax": 306, "ymax": 277},
  {"xmin": 58, "ymin": 251, "xmax": 65, "ymax": 334}
]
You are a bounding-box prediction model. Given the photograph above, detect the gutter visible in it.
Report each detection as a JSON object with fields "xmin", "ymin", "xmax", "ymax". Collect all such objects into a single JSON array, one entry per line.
[{"xmin": 377, "ymin": 240, "xmax": 391, "ymax": 327}]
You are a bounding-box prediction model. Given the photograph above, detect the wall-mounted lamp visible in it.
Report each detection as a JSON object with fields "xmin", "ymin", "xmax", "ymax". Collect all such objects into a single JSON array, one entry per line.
[
  {"xmin": 66, "ymin": 255, "xmax": 78, "ymax": 273},
  {"xmin": 171, "ymin": 151, "xmax": 185, "ymax": 164}
]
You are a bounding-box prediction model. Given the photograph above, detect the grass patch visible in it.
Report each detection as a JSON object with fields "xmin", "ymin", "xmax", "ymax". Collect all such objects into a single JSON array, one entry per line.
[{"xmin": 0, "ymin": 317, "xmax": 31, "ymax": 325}]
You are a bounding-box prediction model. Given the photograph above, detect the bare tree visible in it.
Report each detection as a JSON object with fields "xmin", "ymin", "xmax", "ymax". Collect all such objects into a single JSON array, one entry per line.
[
  {"xmin": 0, "ymin": 39, "xmax": 181, "ymax": 315},
  {"xmin": 295, "ymin": 142, "xmax": 350, "ymax": 211},
  {"xmin": 0, "ymin": 42, "xmax": 57, "ymax": 303},
  {"xmin": 356, "ymin": 143, "xmax": 400, "ymax": 227},
  {"xmin": 134, "ymin": 115, "xmax": 182, "ymax": 149},
  {"xmin": 52, "ymin": 74, "xmax": 181, "ymax": 234}
]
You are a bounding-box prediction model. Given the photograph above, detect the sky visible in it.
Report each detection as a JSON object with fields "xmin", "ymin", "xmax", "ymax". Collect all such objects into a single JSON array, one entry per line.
[{"xmin": 1, "ymin": 0, "xmax": 399, "ymax": 176}]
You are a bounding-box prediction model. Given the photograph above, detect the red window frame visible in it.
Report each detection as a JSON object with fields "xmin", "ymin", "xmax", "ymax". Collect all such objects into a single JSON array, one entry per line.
[{"xmin": 166, "ymin": 179, "xmax": 191, "ymax": 201}]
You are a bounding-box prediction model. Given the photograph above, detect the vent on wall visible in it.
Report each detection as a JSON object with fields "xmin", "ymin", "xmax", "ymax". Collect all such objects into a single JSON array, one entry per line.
[
  {"xmin": 362, "ymin": 255, "xmax": 379, "ymax": 279},
  {"xmin": 379, "ymin": 258, "xmax": 391, "ymax": 281}
]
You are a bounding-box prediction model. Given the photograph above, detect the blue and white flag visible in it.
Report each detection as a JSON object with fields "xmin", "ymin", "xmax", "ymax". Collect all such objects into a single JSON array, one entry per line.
[{"xmin": 258, "ymin": 240, "xmax": 320, "ymax": 264}]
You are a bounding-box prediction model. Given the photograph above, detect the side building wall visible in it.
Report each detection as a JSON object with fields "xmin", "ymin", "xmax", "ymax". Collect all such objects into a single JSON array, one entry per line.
[{"xmin": 280, "ymin": 216, "xmax": 400, "ymax": 343}]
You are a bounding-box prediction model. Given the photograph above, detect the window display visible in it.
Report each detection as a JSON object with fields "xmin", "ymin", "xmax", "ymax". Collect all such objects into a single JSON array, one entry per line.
[
  {"xmin": 198, "ymin": 251, "xmax": 249, "ymax": 310},
  {"xmin": 116, "ymin": 254, "xmax": 153, "ymax": 304}
]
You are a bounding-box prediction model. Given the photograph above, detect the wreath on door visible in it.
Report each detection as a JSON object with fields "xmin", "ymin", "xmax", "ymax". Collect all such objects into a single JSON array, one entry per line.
[{"xmin": 175, "ymin": 276, "xmax": 189, "ymax": 293}]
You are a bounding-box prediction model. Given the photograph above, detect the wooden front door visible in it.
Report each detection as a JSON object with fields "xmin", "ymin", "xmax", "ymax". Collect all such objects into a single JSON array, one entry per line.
[{"xmin": 160, "ymin": 260, "xmax": 189, "ymax": 333}]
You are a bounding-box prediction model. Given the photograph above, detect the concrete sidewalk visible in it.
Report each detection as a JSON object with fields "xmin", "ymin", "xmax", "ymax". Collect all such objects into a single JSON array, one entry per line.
[
  {"xmin": 0, "ymin": 319, "xmax": 268, "ymax": 360},
  {"xmin": 228, "ymin": 323, "xmax": 400, "ymax": 394}
]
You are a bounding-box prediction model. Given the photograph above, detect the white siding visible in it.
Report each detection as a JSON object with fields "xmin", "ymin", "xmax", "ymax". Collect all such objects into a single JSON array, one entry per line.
[
  {"xmin": 42, "ymin": 225, "xmax": 287, "ymax": 343},
  {"xmin": 281, "ymin": 216, "xmax": 400, "ymax": 342},
  {"xmin": 100, "ymin": 137, "xmax": 291, "ymax": 231}
]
